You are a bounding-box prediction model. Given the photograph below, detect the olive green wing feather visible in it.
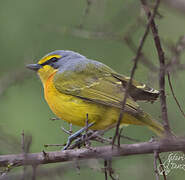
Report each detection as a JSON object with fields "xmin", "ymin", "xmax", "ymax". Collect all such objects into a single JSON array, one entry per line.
[
  {"xmin": 111, "ymin": 73, "xmax": 159, "ymax": 102},
  {"xmin": 53, "ymin": 63, "xmax": 140, "ymax": 116}
]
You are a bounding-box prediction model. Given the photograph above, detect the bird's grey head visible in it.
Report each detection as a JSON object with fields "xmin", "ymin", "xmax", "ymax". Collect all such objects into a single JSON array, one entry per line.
[
  {"xmin": 26, "ymin": 50, "xmax": 86, "ymax": 71},
  {"xmin": 41, "ymin": 50, "xmax": 86, "ymax": 69},
  {"xmin": 47, "ymin": 50, "xmax": 85, "ymax": 60}
]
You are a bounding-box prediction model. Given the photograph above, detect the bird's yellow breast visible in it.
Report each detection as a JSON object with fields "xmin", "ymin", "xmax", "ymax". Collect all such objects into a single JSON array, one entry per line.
[
  {"xmin": 43, "ymin": 72, "xmax": 143, "ymax": 130},
  {"xmin": 44, "ymin": 72, "xmax": 105, "ymax": 128}
]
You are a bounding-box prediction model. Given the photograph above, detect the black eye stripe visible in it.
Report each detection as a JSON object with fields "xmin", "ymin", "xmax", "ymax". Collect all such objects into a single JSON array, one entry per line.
[
  {"xmin": 50, "ymin": 57, "xmax": 58, "ymax": 62},
  {"xmin": 41, "ymin": 57, "xmax": 59, "ymax": 66}
]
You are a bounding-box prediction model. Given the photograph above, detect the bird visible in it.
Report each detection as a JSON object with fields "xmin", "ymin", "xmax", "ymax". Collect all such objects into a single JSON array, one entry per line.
[{"xmin": 26, "ymin": 50, "xmax": 164, "ymax": 147}]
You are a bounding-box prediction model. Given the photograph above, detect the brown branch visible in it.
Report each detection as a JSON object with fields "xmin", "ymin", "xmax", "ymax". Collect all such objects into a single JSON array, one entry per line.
[
  {"xmin": 112, "ymin": 0, "xmax": 161, "ymax": 146},
  {"xmin": 20, "ymin": 132, "xmax": 32, "ymax": 180},
  {"xmin": 107, "ymin": 160, "xmax": 116, "ymax": 180},
  {"xmin": 153, "ymin": 151, "xmax": 159, "ymax": 180},
  {"xmin": 0, "ymin": 138, "xmax": 185, "ymax": 168},
  {"xmin": 104, "ymin": 160, "xmax": 108, "ymax": 180},
  {"xmin": 141, "ymin": 0, "xmax": 172, "ymax": 136},
  {"xmin": 21, "ymin": 130, "xmax": 26, "ymax": 180},
  {"xmin": 157, "ymin": 154, "xmax": 167, "ymax": 180},
  {"xmin": 31, "ymin": 165, "xmax": 37, "ymax": 180},
  {"xmin": 167, "ymin": 72, "xmax": 185, "ymax": 118}
]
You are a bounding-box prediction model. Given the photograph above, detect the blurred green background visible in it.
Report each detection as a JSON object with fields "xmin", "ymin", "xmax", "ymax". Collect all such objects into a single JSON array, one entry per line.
[{"xmin": 0, "ymin": 0, "xmax": 185, "ymax": 179}]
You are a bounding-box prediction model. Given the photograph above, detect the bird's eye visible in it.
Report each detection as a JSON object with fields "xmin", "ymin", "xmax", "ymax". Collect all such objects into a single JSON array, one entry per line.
[
  {"xmin": 50, "ymin": 57, "xmax": 58, "ymax": 62},
  {"xmin": 40, "ymin": 56, "xmax": 59, "ymax": 66}
]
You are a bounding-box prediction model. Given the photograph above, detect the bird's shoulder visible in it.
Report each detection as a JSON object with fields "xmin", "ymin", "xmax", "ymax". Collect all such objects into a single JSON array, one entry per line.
[
  {"xmin": 53, "ymin": 58, "xmax": 116, "ymax": 92},
  {"xmin": 57, "ymin": 57, "xmax": 113, "ymax": 75}
]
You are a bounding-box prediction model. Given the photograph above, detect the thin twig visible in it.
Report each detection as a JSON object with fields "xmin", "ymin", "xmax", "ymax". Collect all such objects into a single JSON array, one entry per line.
[
  {"xmin": 157, "ymin": 154, "xmax": 167, "ymax": 180},
  {"xmin": 74, "ymin": 160, "xmax": 81, "ymax": 175},
  {"xmin": 104, "ymin": 160, "xmax": 108, "ymax": 180},
  {"xmin": 31, "ymin": 165, "xmax": 37, "ymax": 180},
  {"xmin": 117, "ymin": 127, "xmax": 123, "ymax": 146},
  {"xmin": 68, "ymin": 131, "xmax": 102, "ymax": 150},
  {"xmin": 107, "ymin": 160, "xmax": 116, "ymax": 180},
  {"xmin": 50, "ymin": 117, "xmax": 60, "ymax": 121},
  {"xmin": 167, "ymin": 72, "xmax": 185, "ymax": 118},
  {"xmin": 21, "ymin": 130, "xmax": 26, "ymax": 180},
  {"xmin": 85, "ymin": 114, "xmax": 90, "ymax": 147},
  {"xmin": 20, "ymin": 132, "xmax": 32, "ymax": 180},
  {"xmin": 44, "ymin": 144, "xmax": 64, "ymax": 147},
  {"xmin": 153, "ymin": 151, "xmax": 159, "ymax": 180},
  {"xmin": 61, "ymin": 123, "xmax": 73, "ymax": 135},
  {"xmin": 61, "ymin": 126, "xmax": 72, "ymax": 135},
  {"xmin": 21, "ymin": 130, "xmax": 25, "ymax": 154},
  {"xmin": 141, "ymin": 0, "xmax": 172, "ymax": 136},
  {"xmin": 112, "ymin": 0, "xmax": 161, "ymax": 147},
  {"xmin": 93, "ymin": 133, "xmax": 112, "ymax": 144},
  {"xmin": 66, "ymin": 126, "xmax": 113, "ymax": 150},
  {"xmin": 69, "ymin": 123, "xmax": 73, "ymax": 134}
]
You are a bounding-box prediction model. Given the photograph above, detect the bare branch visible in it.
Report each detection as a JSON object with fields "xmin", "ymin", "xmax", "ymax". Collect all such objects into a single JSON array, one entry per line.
[
  {"xmin": 104, "ymin": 160, "xmax": 108, "ymax": 180},
  {"xmin": 31, "ymin": 165, "xmax": 37, "ymax": 180},
  {"xmin": 21, "ymin": 130, "xmax": 26, "ymax": 180},
  {"xmin": 0, "ymin": 139, "xmax": 185, "ymax": 168},
  {"xmin": 107, "ymin": 160, "xmax": 116, "ymax": 180},
  {"xmin": 153, "ymin": 151, "xmax": 159, "ymax": 180},
  {"xmin": 61, "ymin": 126, "xmax": 72, "ymax": 135},
  {"xmin": 44, "ymin": 144, "xmax": 64, "ymax": 148},
  {"xmin": 157, "ymin": 154, "xmax": 167, "ymax": 180},
  {"xmin": 167, "ymin": 72, "xmax": 185, "ymax": 118},
  {"xmin": 141, "ymin": 0, "xmax": 172, "ymax": 136}
]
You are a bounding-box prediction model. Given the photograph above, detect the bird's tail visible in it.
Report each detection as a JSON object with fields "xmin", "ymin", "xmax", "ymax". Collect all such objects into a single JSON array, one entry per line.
[{"xmin": 140, "ymin": 112, "xmax": 165, "ymax": 137}]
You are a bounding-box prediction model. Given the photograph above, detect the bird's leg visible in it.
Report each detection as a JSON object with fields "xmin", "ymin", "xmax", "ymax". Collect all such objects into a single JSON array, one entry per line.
[
  {"xmin": 62, "ymin": 122, "xmax": 94, "ymax": 150},
  {"xmin": 68, "ymin": 130, "xmax": 94, "ymax": 149}
]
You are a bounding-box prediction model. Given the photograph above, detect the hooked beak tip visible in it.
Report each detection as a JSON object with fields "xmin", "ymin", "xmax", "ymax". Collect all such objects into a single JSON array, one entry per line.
[{"xmin": 26, "ymin": 64, "xmax": 41, "ymax": 71}]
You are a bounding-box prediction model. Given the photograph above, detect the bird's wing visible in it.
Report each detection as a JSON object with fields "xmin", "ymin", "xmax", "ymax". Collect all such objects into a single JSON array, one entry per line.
[
  {"xmin": 111, "ymin": 73, "xmax": 159, "ymax": 102},
  {"xmin": 53, "ymin": 62, "xmax": 142, "ymax": 116}
]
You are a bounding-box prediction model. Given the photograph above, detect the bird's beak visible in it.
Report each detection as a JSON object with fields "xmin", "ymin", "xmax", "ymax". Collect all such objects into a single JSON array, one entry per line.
[{"xmin": 26, "ymin": 64, "xmax": 42, "ymax": 71}]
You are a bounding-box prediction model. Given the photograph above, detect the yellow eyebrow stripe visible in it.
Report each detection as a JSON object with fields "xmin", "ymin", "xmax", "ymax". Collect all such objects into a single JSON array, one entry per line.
[{"xmin": 38, "ymin": 54, "xmax": 61, "ymax": 64}]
